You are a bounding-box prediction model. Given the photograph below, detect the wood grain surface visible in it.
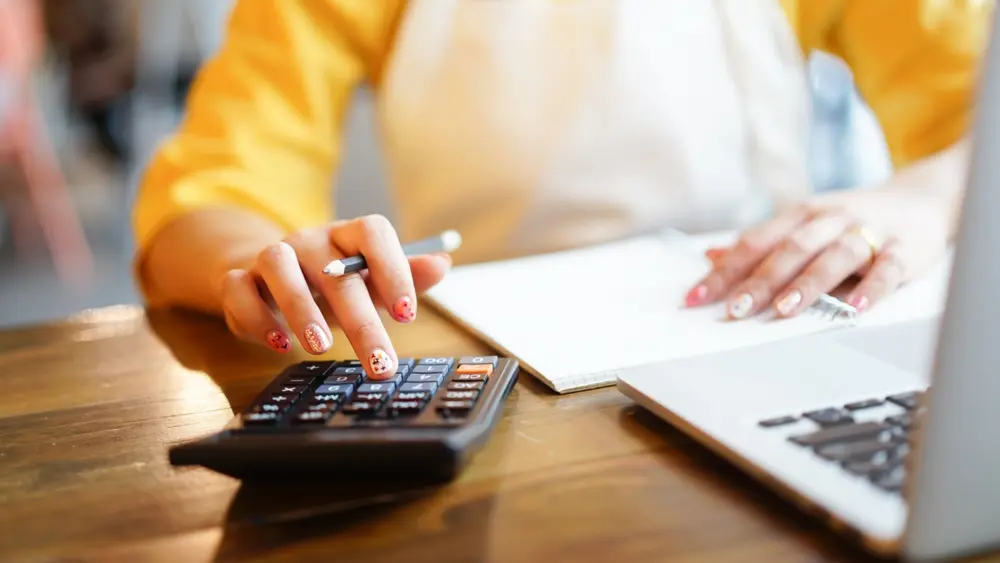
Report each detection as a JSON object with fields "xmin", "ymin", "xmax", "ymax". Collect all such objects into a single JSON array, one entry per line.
[{"xmin": 0, "ymin": 305, "xmax": 994, "ymax": 562}]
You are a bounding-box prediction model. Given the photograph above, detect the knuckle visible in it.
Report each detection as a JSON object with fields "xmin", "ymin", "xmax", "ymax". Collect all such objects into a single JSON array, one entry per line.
[
  {"xmin": 258, "ymin": 241, "xmax": 296, "ymax": 269},
  {"xmin": 832, "ymin": 237, "xmax": 865, "ymax": 263},
  {"xmin": 735, "ymin": 233, "xmax": 767, "ymax": 256},
  {"xmin": 357, "ymin": 214, "xmax": 393, "ymax": 238},
  {"xmin": 221, "ymin": 269, "xmax": 249, "ymax": 294},
  {"xmin": 352, "ymin": 318, "xmax": 381, "ymax": 342},
  {"xmin": 779, "ymin": 236, "xmax": 809, "ymax": 257}
]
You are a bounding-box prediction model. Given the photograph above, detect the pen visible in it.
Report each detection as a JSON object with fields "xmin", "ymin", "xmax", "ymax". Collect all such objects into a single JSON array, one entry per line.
[{"xmin": 322, "ymin": 230, "xmax": 464, "ymax": 276}]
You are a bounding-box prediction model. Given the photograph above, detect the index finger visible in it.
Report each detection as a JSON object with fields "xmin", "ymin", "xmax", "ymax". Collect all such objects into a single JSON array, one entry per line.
[
  {"xmin": 685, "ymin": 205, "xmax": 812, "ymax": 306},
  {"xmin": 294, "ymin": 236, "xmax": 399, "ymax": 381}
]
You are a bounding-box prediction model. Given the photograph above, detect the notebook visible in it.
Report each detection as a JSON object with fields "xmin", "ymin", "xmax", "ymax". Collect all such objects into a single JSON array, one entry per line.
[{"xmin": 424, "ymin": 230, "xmax": 953, "ymax": 393}]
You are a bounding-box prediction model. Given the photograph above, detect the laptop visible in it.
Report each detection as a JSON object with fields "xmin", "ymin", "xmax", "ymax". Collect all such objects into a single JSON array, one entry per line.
[{"xmin": 617, "ymin": 10, "xmax": 1000, "ymax": 563}]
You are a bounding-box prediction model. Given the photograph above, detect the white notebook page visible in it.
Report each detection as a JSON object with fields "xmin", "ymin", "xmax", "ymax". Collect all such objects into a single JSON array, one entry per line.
[{"xmin": 425, "ymin": 233, "xmax": 868, "ymax": 393}]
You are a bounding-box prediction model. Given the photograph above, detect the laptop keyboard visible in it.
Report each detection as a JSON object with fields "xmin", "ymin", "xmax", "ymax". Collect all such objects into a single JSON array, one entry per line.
[{"xmin": 757, "ymin": 391, "xmax": 925, "ymax": 494}]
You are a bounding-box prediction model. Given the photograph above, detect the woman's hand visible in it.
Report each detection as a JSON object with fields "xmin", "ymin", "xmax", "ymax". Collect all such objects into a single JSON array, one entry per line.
[
  {"xmin": 218, "ymin": 215, "xmax": 452, "ymax": 380},
  {"xmin": 684, "ymin": 187, "xmax": 952, "ymax": 319}
]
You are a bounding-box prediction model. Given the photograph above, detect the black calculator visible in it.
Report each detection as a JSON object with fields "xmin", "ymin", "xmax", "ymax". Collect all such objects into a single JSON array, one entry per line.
[{"xmin": 169, "ymin": 355, "xmax": 519, "ymax": 481}]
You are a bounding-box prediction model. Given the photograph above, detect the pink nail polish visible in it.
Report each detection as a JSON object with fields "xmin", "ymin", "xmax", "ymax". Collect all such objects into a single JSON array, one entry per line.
[
  {"xmin": 303, "ymin": 323, "xmax": 331, "ymax": 354},
  {"xmin": 849, "ymin": 295, "xmax": 870, "ymax": 313},
  {"xmin": 685, "ymin": 284, "xmax": 708, "ymax": 307},
  {"xmin": 392, "ymin": 296, "xmax": 416, "ymax": 322},
  {"xmin": 266, "ymin": 330, "xmax": 290, "ymax": 353}
]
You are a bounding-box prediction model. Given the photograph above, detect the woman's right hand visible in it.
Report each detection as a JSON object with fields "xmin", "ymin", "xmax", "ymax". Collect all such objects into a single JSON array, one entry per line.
[{"xmin": 218, "ymin": 215, "xmax": 452, "ymax": 380}]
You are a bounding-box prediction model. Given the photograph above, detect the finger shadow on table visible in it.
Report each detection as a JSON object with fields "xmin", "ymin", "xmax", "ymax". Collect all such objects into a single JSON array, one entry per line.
[
  {"xmin": 146, "ymin": 307, "xmax": 312, "ymax": 409},
  {"xmin": 618, "ymin": 406, "xmax": 887, "ymax": 563}
]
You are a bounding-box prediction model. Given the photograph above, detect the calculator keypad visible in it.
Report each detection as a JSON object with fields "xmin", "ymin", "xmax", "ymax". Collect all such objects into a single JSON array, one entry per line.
[{"xmin": 239, "ymin": 356, "xmax": 501, "ymax": 428}]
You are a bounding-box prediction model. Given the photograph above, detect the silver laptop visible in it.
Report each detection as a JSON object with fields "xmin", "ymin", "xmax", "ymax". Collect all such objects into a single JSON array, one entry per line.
[{"xmin": 617, "ymin": 10, "xmax": 1000, "ymax": 563}]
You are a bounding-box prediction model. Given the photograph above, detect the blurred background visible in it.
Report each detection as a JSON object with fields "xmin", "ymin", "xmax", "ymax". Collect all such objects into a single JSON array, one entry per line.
[{"xmin": 0, "ymin": 0, "xmax": 890, "ymax": 328}]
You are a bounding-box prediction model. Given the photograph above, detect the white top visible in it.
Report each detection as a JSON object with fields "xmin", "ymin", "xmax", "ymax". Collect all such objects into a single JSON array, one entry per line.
[{"xmin": 376, "ymin": 0, "xmax": 812, "ymax": 263}]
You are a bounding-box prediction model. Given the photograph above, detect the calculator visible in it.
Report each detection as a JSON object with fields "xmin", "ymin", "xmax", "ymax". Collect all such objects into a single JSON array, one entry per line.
[{"xmin": 168, "ymin": 355, "xmax": 519, "ymax": 481}]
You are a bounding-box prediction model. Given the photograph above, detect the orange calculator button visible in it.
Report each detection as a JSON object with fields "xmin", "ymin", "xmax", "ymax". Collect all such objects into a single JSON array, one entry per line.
[{"xmin": 456, "ymin": 364, "xmax": 493, "ymax": 376}]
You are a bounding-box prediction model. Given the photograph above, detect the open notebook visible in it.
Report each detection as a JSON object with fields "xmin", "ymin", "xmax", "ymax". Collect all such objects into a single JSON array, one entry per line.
[{"xmin": 424, "ymin": 230, "xmax": 953, "ymax": 393}]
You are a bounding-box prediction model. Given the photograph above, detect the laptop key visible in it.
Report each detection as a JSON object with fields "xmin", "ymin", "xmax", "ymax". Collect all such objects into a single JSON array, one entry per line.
[
  {"xmin": 842, "ymin": 444, "xmax": 909, "ymax": 476},
  {"xmin": 817, "ymin": 439, "xmax": 894, "ymax": 463},
  {"xmin": 844, "ymin": 398, "xmax": 884, "ymax": 411},
  {"xmin": 885, "ymin": 413, "xmax": 913, "ymax": 429},
  {"xmin": 887, "ymin": 391, "xmax": 922, "ymax": 410},
  {"xmin": 803, "ymin": 408, "xmax": 854, "ymax": 427},
  {"xmin": 789, "ymin": 421, "xmax": 892, "ymax": 447},
  {"xmin": 872, "ymin": 464, "xmax": 907, "ymax": 492},
  {"xmin": 758, "ymin": 415, "xmax": 798, "ymax": 428}
]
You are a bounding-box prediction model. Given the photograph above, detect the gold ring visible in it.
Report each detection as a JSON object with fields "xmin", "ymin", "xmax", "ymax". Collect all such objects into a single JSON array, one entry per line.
[{"xmin": 847, "ymin": 225, "xmax": 883, "ymax": 264}]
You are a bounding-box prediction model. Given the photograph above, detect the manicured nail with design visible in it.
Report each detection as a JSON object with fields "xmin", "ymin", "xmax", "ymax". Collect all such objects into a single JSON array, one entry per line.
[
  {"xmin": 303, "ymin": 323, "xmax": 331, "ymax": 354},
  {"xmin": 392, "ymin": 296, "xmax": 416, "ymax": 322},
  {"xmin": 685, "ymin": 284, "xmax": 708, "ymax": 307},
  {"xmin": 369, "ymin": 349, "xmax": 393, "ymax": 378},
  {"xmin": 775, "ymin": 290, "xmax": 803, "ymax": 316},
  {"xmin": 729, "ymin": 293, "xmax": 754, "ymax": 319},
  {"xmin": 266, "ymin": 330, "xmax": 290, "ymax": 353},
  {"xmin": 849, "ymin": 295, "xmax": 870, "ymax": 313}
]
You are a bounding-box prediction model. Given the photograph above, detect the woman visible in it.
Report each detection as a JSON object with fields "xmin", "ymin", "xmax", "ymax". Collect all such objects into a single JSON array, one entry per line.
[{"xmin": 133, "ymin": 0, "xmax": 989, "ymax": 379}]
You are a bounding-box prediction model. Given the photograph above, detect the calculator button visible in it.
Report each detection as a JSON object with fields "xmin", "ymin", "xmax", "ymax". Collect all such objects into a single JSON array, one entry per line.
[
  {"xmin": 283, "ymin": 375, "xmax": 316, "ymax": 385},
  {"xmin": 387, "ymin": 400, "xmax": 424, "ymax": 416},
  {"xmin": 448, "ymin": 381, "xmax": 484, "ymax": 391},
  {"xmin": 458, "ymin": 356, "xmax": 498, "ymax": 366},
  {"xmin": 454, "ymin": 372, "xmax": 488, "ymax": 382},
  {"xmin": 397, "ymin": 358, "xmax": 417, "ymax": 369},
  {"xmin": 268, "ymin": 394, "xmax": 296, "ymax": 404},
  {"xmin": 274, "ymin": 384, "xmax": 307, "ymax": 396},
  {"xmin": 358, "ymin": 382, "xmax": 396, "ymax": 394},
  {"xmin": 292, "ymin": 410, "xmax": 332, "ymax": 424},
  {"xmin": 313, "ymin": 393, "xmax": 344, "ymax": 403},
  {"xmin": 396, "ymin": 391, "xmax": 432, "ymax": 401},
  {"xmin": 443, "ymin": 390, "xmax": 479, "ymax": 401},
  {"xmin": 355, "ymin": 392, "xmax": 389, "ymax": 403},
  {"xmin": 323, "ymin": 374, "xmax": 362, "ymax": 387},
  {"xmin": 406, "ymin": 372, "xmax": 445, "ymax": 384},
  {"xmin": 249, "ymin": 403, "xmax": 285, "ymax": 414},
  {"xmin": 343, "ymin": 401, "xmax": 379, "ymax": 415},
  {"xmin": 418, "ymin": 357, "xmax": 453, "ymax": 365},
  {"xmin": 395, "ymin": 364, "xmax": 412, "ymax": 377},
  {"xmin": 315, "ymin": 383, "xmax": 355, "ymax": 395},
  {"xmin": 436, "ymin": 401, "xmax": 475, "ymax": 417},
  {"xmin": 344, "ymin": 359, "xmax": 362, "ymax": 367},
  {"xmin": 332, "ymin": 366, "xmax": 365, "ymax": 376},
  {"xmin": 293, "ymin": 362, "xmax": 334, "ymax": 375},
  {"xmin": 243, "ymin": 412, "xmax": 280, "ymax": 425},
  {"xmin": 303, "ymin": 401, "xmax": 339, "ymax": 412},
  {"xmin": 456, "ymin": 364, "xmax": 493, "ymax": 376},
  {"xmin": 400, "ymin": 382, "xmax": 438, "ymax": 394},
  {"xmin": 412, "ymin": 364, "xmax": 449, "ymax": 374}
]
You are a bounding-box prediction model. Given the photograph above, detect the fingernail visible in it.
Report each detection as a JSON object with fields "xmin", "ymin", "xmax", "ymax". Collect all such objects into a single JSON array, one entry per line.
[
  {"xmin": 849, "ymin": 295, "xmax": 870, "ymax": 313},
  {"xmin": 775, "ymin": 290, "xmax": 803, "ymax": 316},
  {"xmin": 685, "ymin": 284, "xmax": 708, "ymax": 307},
  {"xmin": 392, "ymin": 296, "xmax": 416, "ymax": 322},
  {"xmin": 705, "ymin": 248, "xmax": 726, "ymax": 261},
  {"xmin": 369, "ymin": 349, "xmax": 394, "ymax": 378},
  {"xmin": 729, "ymin": 293, "xmax": 754, "ymax": 319},
  {"xmin": 266, "ymin": 330, "xmax": 290, "ymax": 353},
  {"xmin": 435, "ymin": 254, "xmax": 453, "ymax": 269},
  {"xmin": 303, "ymin": 323, "xmax": 331, "ymax": 354}
]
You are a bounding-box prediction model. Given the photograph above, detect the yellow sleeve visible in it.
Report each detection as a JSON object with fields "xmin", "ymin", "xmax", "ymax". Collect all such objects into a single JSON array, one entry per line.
[
  {"xmin": 132, "ymin": 0, "xmax": 404, "ymax": 260},
  {"xmin": 807, "ymin": 0, "xmax": 993, "ymax": 167}
]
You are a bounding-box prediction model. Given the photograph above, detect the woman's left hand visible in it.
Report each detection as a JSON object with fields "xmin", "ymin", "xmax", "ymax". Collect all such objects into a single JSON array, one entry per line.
[{"xmin": 684, "ymin": 187, "xmax": 952, "ymax": 319}]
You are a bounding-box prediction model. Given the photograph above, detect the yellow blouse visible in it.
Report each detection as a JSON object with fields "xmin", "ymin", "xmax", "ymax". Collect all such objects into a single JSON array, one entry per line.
[{"xmin": 132, "ymin": 0, "xmax": 992, "ymax": 270}]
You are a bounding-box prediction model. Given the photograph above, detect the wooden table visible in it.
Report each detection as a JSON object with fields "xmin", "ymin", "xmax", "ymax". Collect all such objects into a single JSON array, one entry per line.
[{"xmin": 0, "ymin": 305, "xmax": 993, "ymax": 562}]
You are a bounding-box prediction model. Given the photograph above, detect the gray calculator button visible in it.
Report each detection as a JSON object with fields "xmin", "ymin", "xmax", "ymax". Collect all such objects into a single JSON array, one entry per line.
[
  {"xmin": 358, "ymin": 382, "xmax": 396, "ymax": 394},
  {"xmin": 412, "ymin": 364, "xmax": 449, "ymax": 374},
  {"xmin": 400, "ymin": 382, "xmax": 438, "ymax": 393},
  {"xmin": 406, "ymin": 372, "xmax": 445, "ymax": 384},
  {"xmin": 444, "ymin": 390, "xmax": 479, "ymax": 401},
  {"xmin": 315, "ymin": 383, "xmax": 354, "ymax": 395},
  {"xmin": 418, "ymin": 357, "xmax": 453, "ymax": 365},
  {"xmin": 448, "ymin": 381, "xmax": 484, "ymax": 391},
  {"xmin": 458, "ymin": 356, "xmax": 498, "ymax": 366},
  {"xmin": 332, "ymin": 366, "xmax": 364, "ymax": 375}
]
